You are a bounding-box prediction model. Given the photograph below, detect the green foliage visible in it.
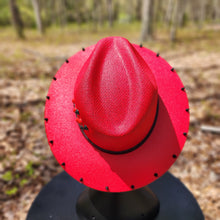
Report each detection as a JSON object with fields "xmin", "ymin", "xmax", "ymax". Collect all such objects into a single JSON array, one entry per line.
[
  {"xmin": 0, "ymin": 2, "xmax": 11, "ymax": 26},
  {"xmin": 26, "ymin": 162, "xmax": 34, "ymax": 176},
  {"xmin": 181, "ymin": 13, "xmax": 189, "ymax": 27},
  {"xmin": 2, "ymin": 171, "xmax": 13, "ymax": 181},
  {"xmin": 19, "ymin": 4, "xmax": 36, "ymax": 28},
  {"xmin": 0, "ymin": 0, "xmax": 35, "ymax": 27},
  {"xmin": 0, "ymin": 0, "xmax": 219, "ymax": 38},
  {"xmin": 6, "ymin": 187, "xmax": 18, "ymax": 196},
  {"xmin": 20, "ymin": 178, "xmax": 28, "ymax": 186}
]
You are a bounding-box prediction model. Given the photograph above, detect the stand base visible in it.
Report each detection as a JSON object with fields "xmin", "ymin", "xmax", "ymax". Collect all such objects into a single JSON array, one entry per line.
[
  {"xmin": 76, "ymin": 186, "xmax": 159, "ymax": 220},
  {"xmin": 26, "ymin": 172, "xmax": 204, "ymax": 220}
]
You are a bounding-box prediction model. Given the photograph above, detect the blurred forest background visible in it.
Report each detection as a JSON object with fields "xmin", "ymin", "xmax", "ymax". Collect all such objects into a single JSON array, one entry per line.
[{"xmin": 0, "ymin": 0, "xmax": 220, "ymax": 219}]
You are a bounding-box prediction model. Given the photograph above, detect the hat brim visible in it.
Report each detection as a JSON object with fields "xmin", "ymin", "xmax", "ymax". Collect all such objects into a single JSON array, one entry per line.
[{"xmin": 45, "ymin": 44, "xmax": 189, "ymax": 192}]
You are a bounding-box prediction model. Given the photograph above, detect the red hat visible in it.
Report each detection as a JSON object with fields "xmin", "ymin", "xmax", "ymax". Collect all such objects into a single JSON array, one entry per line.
[{"xmin": 45, "ymin": 37, "xmax": 189, "ymax": 192}]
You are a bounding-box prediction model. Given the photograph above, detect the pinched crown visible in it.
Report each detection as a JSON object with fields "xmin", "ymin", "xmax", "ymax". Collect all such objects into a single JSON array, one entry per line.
[{"xmin": 74, "ymin": 37, "xmax": 158, "ymax": 153}]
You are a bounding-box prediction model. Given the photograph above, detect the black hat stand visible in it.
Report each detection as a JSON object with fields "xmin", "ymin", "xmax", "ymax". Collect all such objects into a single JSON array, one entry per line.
[
  {"xmin": 26, "ymin": 172, "xmax": 204, "ymax": 220},
  {"xmin": 76, "ymin": 186, "xmax": 159, "ymax": 220}
]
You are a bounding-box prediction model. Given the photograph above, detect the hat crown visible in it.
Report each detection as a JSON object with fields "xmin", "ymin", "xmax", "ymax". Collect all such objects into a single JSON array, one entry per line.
[{"xmin": 74, "ymin": 37, "xmax": 158, "ymax": 152}]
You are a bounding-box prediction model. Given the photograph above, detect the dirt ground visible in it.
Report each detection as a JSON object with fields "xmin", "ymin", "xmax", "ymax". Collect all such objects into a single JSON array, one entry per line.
[{"xmin": 0, "ymin": 28, "xmax": 220, "ymax": 220}]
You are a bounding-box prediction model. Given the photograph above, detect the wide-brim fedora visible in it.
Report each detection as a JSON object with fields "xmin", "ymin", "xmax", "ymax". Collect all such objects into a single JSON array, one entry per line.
[{"xmin": 44, "ymin": 37, "xmax": 189, "ymax": 192}]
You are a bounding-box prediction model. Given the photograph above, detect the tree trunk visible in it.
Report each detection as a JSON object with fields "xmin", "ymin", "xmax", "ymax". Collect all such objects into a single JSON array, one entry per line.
[
  {"xmin": 165, "ymin": 0, "xmax": 174, "ymax": 25},
  {"xmin": 97, "ymin": 1, "xmax": 104, "ymax": 27},
  {"xmin": 92, "ymin": 0, "xmax": 99, "ymax": 32},
  {"xmin": 170, "ymin": 0, "xmax": 180, "ymax": 42},
  {"xmin": 126, "ymin": 0, "xmax": 134, "ymax": 22},
  {"xmin": 31, "ymin": 0, "xmax": 44, "ymax": 34},
  {"xmin": 46, "ymin": 0, "xmax": 56, "ymax": 26},
  {"xmin": 198, "ymin": 0, "xmax": 206, "ymax": 29},
  {"xmin": 75, "ymin": 0, "xmax": 85, "ymax": 25},
  {"xmin": 178, "ymin": 0, "xmax": 187, "ymax": 27},
  {"xmin": 9, "ymin": 0, "xmax": 25, "ymax": 39},
  {"xmin": 135, "ymin": 0, "xmax": 142, "ymax": 21},
  {"xmin": 140, "ymin": 0, "xmax": 154, "ymax": 42},
  {"xmin": 154, "ymin": 0, "xmax": 163, "ymax": 23},
  {"xmin": 59, "ymin": 0, "xmax": 67, "ymax": 28},
  {"xmin": 213, "ymin": 0, "xmax": 220, "ymax": 21},
  {"xmin": 113, "ymin": 1, "xmax": 119, "ymax": 20},
  {"xmin": 106, "ymin": 0, "xmax": 113, "ymax": 27},
  {"xmin": 190, "ymin": 0, "xmax": 200, "ymax": 23}
]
